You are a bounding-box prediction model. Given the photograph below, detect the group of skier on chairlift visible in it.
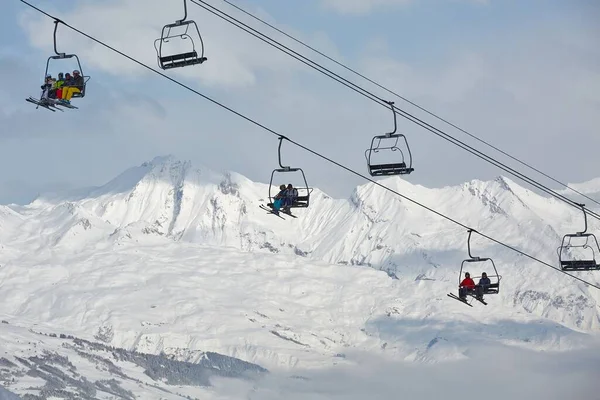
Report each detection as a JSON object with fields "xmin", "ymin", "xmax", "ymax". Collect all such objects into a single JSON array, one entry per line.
[
  {"xmin": 24, "ymin": 0, "xmax": 599, "ymax": 308},
  {"xmin": 271, "ymin": 184, "xmax": 299, "ymax": 215},
  {"xmin": 458, "ymin": 272, "xmax": 491, "ymax": 302},
  {"xmin": 39, "ymin": 70, "xmax": 84, "ymax": 107}
]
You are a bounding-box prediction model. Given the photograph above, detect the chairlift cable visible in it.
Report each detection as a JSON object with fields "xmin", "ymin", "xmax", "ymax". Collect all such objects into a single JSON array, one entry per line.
[
  {"xmin": 217, "ymin": 0, "xmax": 600, "ymax": 210},
  {"xmin": 18, "ymin": 0, "xmax": 600, "ymax": 291},
  {"xmin": 189, "ymin": 0, "xmax": 600, "ymax": 222}
]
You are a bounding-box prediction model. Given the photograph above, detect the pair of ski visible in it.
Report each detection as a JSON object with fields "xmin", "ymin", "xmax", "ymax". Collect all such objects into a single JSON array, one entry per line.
[
  {"xmin": 447, "ymin": 292, "xmax": 487, "ymax": 307},
  {"xmin": 26, "ymin": 97, "xmax": 78, "ymax": 112},
  {"xmin": 259, "ymin": 204, "xmax": 296, "ymax": 219}
]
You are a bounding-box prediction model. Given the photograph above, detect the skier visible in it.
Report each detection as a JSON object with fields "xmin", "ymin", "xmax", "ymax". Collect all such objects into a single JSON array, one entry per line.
[
  {"xmin": 271, "ymin": 184, "xmax": 287, "ymax": 214},
  {"xmin": 59, "ymin": 70, "xmax": 84, "ymax": 104},
  {"xmin": 282, "ymin": 184, "xmax": 298, "ymax": 212},
  {"xmin": 54, "ymin": 72, "xmax": 65, "ymax": 100},
  {"xmin": 458, "ymin": 272, "xmax": 475, "ymax": 300},
  {"xmin": 39, "ymin": 75, "xmax": 56, "ymax": 104},
  {"xmin": 478, "ymin": 272, "xmax": 491, "ymax": 294}
]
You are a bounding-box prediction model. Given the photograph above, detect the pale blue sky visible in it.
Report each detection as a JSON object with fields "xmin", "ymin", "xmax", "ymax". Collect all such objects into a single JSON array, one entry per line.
[{"xmin": 0, "ymin": 0, "xmax": 598, "ymax": 204}]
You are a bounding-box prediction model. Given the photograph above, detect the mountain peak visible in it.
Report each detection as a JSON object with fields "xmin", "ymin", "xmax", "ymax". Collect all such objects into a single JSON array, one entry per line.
[{"xmin": 141, "ymin": 154, "xmax": 178, "ymax": 167}]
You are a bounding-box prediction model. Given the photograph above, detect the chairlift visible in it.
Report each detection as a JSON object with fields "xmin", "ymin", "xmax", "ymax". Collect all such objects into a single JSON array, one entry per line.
[
  {"xmin": 447, "ymin": 229, "xmax": 501, "ymax": 307},
  {"xmin": 365, "ymin": 101, "xmax": 414, "ymax": 176},
  {"xmin": 154, "ymin": 0, "xmax": 207, "ymax": 70},
  {"xmin": 26, "ymin": 20, "xmax": 90, "ymax": 111},
  {"xmin": 259, "ymin": 137, "xmax": 312, "ymax": 219},
  {"xmin": 557, "ymin": 204, "xmax": 600, "ymax": 271}
]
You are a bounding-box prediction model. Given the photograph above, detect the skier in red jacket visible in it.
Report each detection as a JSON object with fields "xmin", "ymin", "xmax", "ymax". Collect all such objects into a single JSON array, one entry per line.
[{"xmin": 459, "ymin": 272, "xmax": 475, "ymax": 300}]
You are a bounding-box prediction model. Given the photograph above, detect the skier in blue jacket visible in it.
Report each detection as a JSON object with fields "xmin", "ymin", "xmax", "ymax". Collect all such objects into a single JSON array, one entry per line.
[{"xmin": 478, "ymin": 272, "xmax": 491, "ymax": 294}]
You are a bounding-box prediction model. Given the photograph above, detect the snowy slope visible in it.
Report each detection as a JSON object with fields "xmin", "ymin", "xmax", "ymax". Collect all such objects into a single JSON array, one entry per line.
[
  {"xmin": 3, "ymin": 155, "xmax": 599, "ymax": 328},
  {"xmin": 0, "ymin": 320, "xmax": 265, "ymax": 399},
  {"xmin": 1, "ymin": 155, "xmax": 600, "ymax": 398}
]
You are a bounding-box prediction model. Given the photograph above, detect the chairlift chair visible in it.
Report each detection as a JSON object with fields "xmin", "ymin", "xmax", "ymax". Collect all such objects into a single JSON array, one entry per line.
[
  {"xmin": 44, "ymin": 53, "xmax": 90, "ymax": 100},
  {"xmin": 267, "ymin": 137, "xmax": 311, "ymax": 210},
  {"xmin": 26, "ymin": 20, "xmax": 89, "ymax": 111},
  {"xmin": 448, "ymin": 229, "xmax": 501, "ymax": 306},
  {"xmin": 154, "ymin": 0, "xmax": 207, "ymax": 70},
  {"xmin": 557, "ymin": 204, "xmax": 600, "ymax": 271},
  {"xmin": 365, "ymin": 101, "xmax": 414, "ymax": 176}
]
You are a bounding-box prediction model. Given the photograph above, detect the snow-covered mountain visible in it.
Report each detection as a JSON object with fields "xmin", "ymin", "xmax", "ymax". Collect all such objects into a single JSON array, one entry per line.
[
  {"xmin": 0, "ymin": 321, "xmax": 266, "ymax": 399},
  {"xmin": 1, "ymin": 155, "xmax": 599, "ymax": 398}
]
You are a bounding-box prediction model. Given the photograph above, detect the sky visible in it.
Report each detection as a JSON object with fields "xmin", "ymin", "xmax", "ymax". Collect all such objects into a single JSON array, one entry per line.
[{"xmin": 0, "ymin": 0, "xmax": 599, "ymax": 204}]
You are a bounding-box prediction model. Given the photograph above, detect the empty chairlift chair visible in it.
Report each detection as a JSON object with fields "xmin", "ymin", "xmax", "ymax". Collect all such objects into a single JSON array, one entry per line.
[
  {"xmin": 365, "ymin": 101, "xmax": 414, "ymax": 176},
  {"xmin": 558, "ymin": 204, "xmax": 600, "ymax": 271},
  {"xmin": 154, "ymin": 0, "xmax": 207, "ymax": 70}
]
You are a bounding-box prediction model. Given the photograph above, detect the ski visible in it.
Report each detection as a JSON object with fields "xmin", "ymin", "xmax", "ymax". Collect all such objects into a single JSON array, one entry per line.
[
  {"xmin": 54, "ymin": 100, "xmax": 78, "ymax": 109},
  {"xmin": 475, "ymin": 297, "xmax": 488, "ymax": 305},
  {"xmin": 280, "ymin": 209, "xmax": 297, "ymax": 218},
  {"xmin": 263, "ymin": 203, "xmax": 297, "ymax": 218},
  {"xmin": 447, "ymin": 293, "xmax": 473, "ymax": 307},
  {"xmin": 259, "ymin": 205, "xmax": 285, "ymax": 219},
  {"xmin": 25, "ymin": 98, "xmax": 55, "ymax": 112},
  {"xmin": 27, "ymin": 97, "xmax": 65, "ymax": 110},
  {"xmin": 42, "ymin": 100, "xmax": 64, "ymax": 112}
]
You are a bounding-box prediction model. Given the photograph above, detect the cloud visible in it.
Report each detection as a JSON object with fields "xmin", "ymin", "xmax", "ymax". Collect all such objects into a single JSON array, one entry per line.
[
  {"xmin": 16, "ymin": 0, "xmax": 312, "ymax": 88},
  {"xmin": 209, "ymin": 341, "xmax": 600, "ymax": 399},
  {"xmin": 320, "ymin": 0, "xmax": 412, "ymax": 15},
  {"xmin": 320, "ymin": 0, "xmax": 488, "ymax": 15}
]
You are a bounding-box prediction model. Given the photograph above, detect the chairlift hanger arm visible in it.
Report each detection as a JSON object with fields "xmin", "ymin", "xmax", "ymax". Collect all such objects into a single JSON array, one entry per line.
[
  {"xmin": 467, "ymin": 229, "xmax": 476, "ymax": 259},
  {"xmin": 577, "ymin": 203, "xmax": 588, "ymax": 235},
  {"xmin": 386, "ymin": 101, "xmax": 397, "ymax": 137},
  {"xmin": 53, "ymin": 19, "xmax": 65, "ymax": 57},
  {"xmin": 178, "ymin": 0, "xmax": 189, "ymax": 24},
  {"xmin": 277, "ymin": 136, "xmax": 291, "ymax": 170}
]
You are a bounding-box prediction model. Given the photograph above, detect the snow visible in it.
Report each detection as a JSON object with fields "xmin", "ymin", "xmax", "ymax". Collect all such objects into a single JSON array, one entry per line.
[{"xmin": 1, "ymin": 155, "xmax": 599, "ymax": 398}]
